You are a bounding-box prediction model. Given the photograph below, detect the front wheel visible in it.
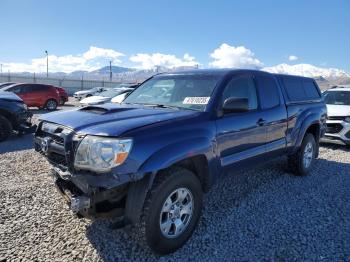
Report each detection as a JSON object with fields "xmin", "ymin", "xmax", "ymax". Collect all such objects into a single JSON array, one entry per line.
[
  {"xmin": 45, "ymin": 99, "xmax": 58, "ymax": 111},
  {"xmin": 288, "ymin": 133, "xmax": 316, "ymax": 176},
  {"xmin": 137, "ymin": 167, "xmax": 203, "ymax": 255}
]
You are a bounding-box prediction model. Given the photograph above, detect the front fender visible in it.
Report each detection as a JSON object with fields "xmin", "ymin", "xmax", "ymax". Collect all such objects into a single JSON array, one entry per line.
[{"xmin": 139, "ymin": 137, "xmax": 214, "ymax": 174}]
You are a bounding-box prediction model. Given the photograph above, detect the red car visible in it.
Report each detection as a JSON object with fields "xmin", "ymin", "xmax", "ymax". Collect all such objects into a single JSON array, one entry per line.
[
  {"xmin": 56, "ymin": 87, "xmax": 69, "ymax": 105},
  {"xmin": 2, "ymin": 83, "xmax": 60, "ymax": 110}
]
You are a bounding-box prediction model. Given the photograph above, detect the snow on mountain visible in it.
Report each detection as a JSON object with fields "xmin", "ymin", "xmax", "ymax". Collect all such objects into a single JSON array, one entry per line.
[{"xmin": 262, "ymin": 63, "xmax": 350, "ymax": 79}]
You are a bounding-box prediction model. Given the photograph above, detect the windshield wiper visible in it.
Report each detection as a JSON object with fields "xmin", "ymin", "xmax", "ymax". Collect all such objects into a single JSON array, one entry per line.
[
  {"xmin": 141, "ymin": 103, "xmax": 181, "ymax": 110},
  {"xmin": 123, "ymin": 102, "xmax": 184, "ymax": 110}
]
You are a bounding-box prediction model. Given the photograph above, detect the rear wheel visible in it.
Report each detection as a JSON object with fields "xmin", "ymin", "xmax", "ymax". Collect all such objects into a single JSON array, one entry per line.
[
  {"xmin": 288, "ymin": 133, "xmax": 316, "ymax": 176},
  {"xmin": 0, "ymin": 115, "xmax": 13, "ymax": 142},
  {"xmin": 134, "ymin": 167, "xmax": 203, "ymax": 255},
  {"xmin": 45, "ymin": 99, "xmax": 58, "ymax": 111}
]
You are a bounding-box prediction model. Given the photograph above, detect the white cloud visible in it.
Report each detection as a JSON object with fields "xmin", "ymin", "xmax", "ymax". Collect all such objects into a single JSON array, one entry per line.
[
  {"xmin": 263, "ymin": 63, "xmax": 350, "ymax": 78},
  {"xmin": 83, "ymin": 46, "xmax": 124, "ymax": 61},
  {"xmin": 1, "ymin": 46, "xmax": 125, "ymax": 73},
  {"xmin": 288, "ymin": 55, "xmax": 298, "ymax": 61},
  {"xmin": 209, "ymin": 43, "xmax": 263, "ymax": 69},
  {"xmin": 129, "ymin": 52, "xmax": 199, "ymax": 69}
]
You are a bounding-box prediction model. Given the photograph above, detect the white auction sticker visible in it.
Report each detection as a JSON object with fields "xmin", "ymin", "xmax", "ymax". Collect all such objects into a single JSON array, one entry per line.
[{"xmin": 183, "ymin": 97, "xmax": 210, "ymax": 105}]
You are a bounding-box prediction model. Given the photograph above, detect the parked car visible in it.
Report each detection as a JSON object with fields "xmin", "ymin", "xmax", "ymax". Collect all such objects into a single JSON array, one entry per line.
[
  {"xmin": 34, "ymin": 69, "xmax": 326, "ymax": 255},
  {"xmin": 56, "ymin": 87, "xmax": 69, "ymax": 105},
  {"xmin": 2, "ymin": 83, "xmax": 60, "ymax": 110},
  {"xmin": 73, "ymin": 87, "xmax": 106, "ymax": 100},
  {"xmin": 0, "ymin": 82, "xmax": 16, "ymax": 89},
  {"xmin": 322, "ymin": 86, "xmax": 350, "ymax": 145},
  {"xmin": 111, "ymin": 91, "xmax": 131, "ymax": 103},
  {"xmin": 0, "ymin": 91, "xmax": 35, "ymax": 141},
  {"xmin": 79, "ymin": 87, "xmax": 134, "ymax": 106}
]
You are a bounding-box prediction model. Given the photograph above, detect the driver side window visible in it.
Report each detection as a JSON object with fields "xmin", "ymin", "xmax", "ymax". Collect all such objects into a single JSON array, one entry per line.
[{"xmin": 222, "ymin": 76, "xmax": 258, "ymax": 110}]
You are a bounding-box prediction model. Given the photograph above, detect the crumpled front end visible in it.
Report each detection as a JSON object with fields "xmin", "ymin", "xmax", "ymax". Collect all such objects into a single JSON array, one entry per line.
[{"xmin": 34, "ymin": 121, "xmax": 131, "ymax": 218}]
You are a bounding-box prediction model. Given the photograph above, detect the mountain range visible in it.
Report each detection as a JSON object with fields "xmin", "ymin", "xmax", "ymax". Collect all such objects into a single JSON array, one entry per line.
[{"xmin": 8, "ymin": 64, "xmax": 350, "ymax": 90}]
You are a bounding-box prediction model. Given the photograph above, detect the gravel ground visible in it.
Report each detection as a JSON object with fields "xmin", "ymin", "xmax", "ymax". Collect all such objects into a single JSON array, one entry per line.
[{"xmin": 1, "ymin": 133, "xmax": 350, "ymax": 261}]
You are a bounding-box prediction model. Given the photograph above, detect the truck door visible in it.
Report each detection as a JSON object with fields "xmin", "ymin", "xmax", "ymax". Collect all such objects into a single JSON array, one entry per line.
[
  {"xmin": 216, "ymin": 74, "xmax": 267, "ymax": 171},
  {"xmin": 255, "ymin": 73, "xmax": 288, "ymax": 157}
]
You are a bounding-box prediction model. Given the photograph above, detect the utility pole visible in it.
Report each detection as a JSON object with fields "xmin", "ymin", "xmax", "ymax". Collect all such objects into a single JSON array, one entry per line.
[
  {"xmin": 109, "ymin": 60, "xmax": 112, "ymax": 82},
  {"xmin": 45, "ymin": 50, "xmax": 48, "ymax": 77}
]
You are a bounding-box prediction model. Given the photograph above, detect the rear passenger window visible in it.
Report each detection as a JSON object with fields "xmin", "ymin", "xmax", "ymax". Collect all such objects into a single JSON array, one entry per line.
[
  {"xmin": 30, "ymin": 85, "xmax": 44, "ymax": 92},
  {"xmin": 303, "ymin": 80, "xmax": 320, "ymax": 99},
  {"xmin": 256, "ymin": 75, "xmax": 280, "ymax": 109},
  {"xmin": 283, "ymin": 78, "xmax": 306, "ymax": 101}
]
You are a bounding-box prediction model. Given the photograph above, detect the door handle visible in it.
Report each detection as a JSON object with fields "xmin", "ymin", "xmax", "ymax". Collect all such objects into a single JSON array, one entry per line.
[{"xmin": 257, "ymin": 119, "xmax": 266, "ymax": 126}]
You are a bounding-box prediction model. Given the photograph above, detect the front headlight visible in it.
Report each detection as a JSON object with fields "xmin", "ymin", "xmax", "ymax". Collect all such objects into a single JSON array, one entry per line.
[
  {"xmin": 345, "ymin": 117, "xmax": 350, "ymax": 123},
  {"xmin": 74, "ymin": 136, "xmax": 133, "ymax": 173}
]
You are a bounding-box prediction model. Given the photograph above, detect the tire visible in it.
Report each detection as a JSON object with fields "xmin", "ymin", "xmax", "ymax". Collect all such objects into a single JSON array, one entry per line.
[
  {"xmin": 0, "ymin": 115, "xmax": 13, "ymax": 142},
  {"xmin": 134, "ymin": 167, "xmax": 203, "ymax": 255},
  {"xmin": 288, "ymin": 133, "xmax": 317, "ymax": 176},
  {"xmin": 45, "ymin": 99, "xmax": 58, "ymax": 111}
]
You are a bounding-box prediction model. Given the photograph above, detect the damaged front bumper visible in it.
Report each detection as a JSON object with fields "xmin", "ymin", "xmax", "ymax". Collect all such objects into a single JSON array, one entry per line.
[
  {"xmin": 51, "ymin": 167, "xmax": 129, "ymax": 218},
  {"xmin": 17, "ymin": 110, "xmax": 36, "ymax": 134}
]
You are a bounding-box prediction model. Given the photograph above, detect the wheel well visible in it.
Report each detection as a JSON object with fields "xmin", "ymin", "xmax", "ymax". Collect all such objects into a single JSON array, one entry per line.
[
  {"xmin": 305, "ymin": 123, "xmax": 320, "ymax": 158},
  {"xmin": 305, "ymin": 123, "xmax": 320, "ymax": 141},
  {"xmin": 171, "ymin": 155, "xmax": 211, "ymax": 193},
  {"xmin": 45, "ymin": 98, "xmax": 59, "ymax": 105}
]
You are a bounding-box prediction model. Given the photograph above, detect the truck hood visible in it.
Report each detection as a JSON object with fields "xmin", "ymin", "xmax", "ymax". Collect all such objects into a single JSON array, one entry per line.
[
  {"xmin": 39, "ymin": 103, "xmax": 199, "ymax": 136},
  {"xmin": 0, "ymin": 91, "xmax": 23, "ymax": 102},
  {"xmin": 326, "ymin": 104, "xmax": 350, "ymax": 117},
  {"xmin": 80, "ymin": 95, "xmax": 111, "ymax": 105}
]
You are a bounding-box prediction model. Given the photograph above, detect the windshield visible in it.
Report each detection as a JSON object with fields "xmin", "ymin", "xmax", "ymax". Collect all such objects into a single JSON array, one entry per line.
[
  {"xmin": 123, "ymin": 75, "xmax": 220, "ymax": 111},
  {"xmin": 324, "ymin": 91, "xmax": 350, "ymax": 105}
]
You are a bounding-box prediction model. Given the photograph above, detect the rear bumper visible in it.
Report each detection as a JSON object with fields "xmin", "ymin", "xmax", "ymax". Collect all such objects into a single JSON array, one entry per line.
[{"xmin": 60, "ymin": 95, "xmax": 68, "ymax": 102}]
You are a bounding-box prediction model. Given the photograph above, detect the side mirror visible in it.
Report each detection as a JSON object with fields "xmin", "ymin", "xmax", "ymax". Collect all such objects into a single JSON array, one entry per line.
[{"xmin": 222, "ymin": 97, "xmax": 249, "ymax": 113}]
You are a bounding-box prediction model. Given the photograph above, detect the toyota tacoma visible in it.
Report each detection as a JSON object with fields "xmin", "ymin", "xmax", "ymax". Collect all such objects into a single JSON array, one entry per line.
[{"xmin": 34, "ymin": 69, "xmax": 326, "ymax": 254}]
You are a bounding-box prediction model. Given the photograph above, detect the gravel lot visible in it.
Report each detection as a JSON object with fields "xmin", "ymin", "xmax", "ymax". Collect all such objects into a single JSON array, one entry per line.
[{"xmin": 0, "ymin": 105, "xmax": 350, "ymax": 261}]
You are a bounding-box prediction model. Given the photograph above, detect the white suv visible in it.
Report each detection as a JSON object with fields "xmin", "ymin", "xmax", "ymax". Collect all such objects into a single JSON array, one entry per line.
[{"xmin": 322, "ymin": 86, "xmax": 350, "ymax": 145}]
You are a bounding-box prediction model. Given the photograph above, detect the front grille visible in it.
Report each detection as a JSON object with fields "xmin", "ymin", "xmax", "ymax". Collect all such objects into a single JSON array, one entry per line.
[
  {"xmin": 35, "ymin": 122, "xmax": 78, "ymax": 169},
  {"xmin": 328, "ymin": 116, "xmax": 345, "ymax": 121},
  {"xmin": 44, "ymin": 133, "xmax": 64, "ymax": 145},
  {"xmin": 326, "ymin": 123, "xmax": 343, "ymax": 134}
]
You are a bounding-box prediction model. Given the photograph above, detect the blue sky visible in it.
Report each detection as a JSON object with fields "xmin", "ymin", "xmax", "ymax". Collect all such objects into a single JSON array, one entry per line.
[{"xmin": 0, "ymin": 0, "xmax": 349, "ymax": 73}]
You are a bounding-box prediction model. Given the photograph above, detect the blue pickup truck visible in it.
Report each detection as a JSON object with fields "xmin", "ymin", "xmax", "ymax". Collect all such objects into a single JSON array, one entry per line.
[{"xmin": 34, "ymin": 69, "xmax": 326, "ymax": 254}]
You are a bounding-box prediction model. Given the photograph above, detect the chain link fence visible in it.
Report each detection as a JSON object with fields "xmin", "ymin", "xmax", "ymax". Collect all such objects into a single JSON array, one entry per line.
[{"xmin": 0, "ymin": 74, "xmax": 139, "ymax": 95}]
